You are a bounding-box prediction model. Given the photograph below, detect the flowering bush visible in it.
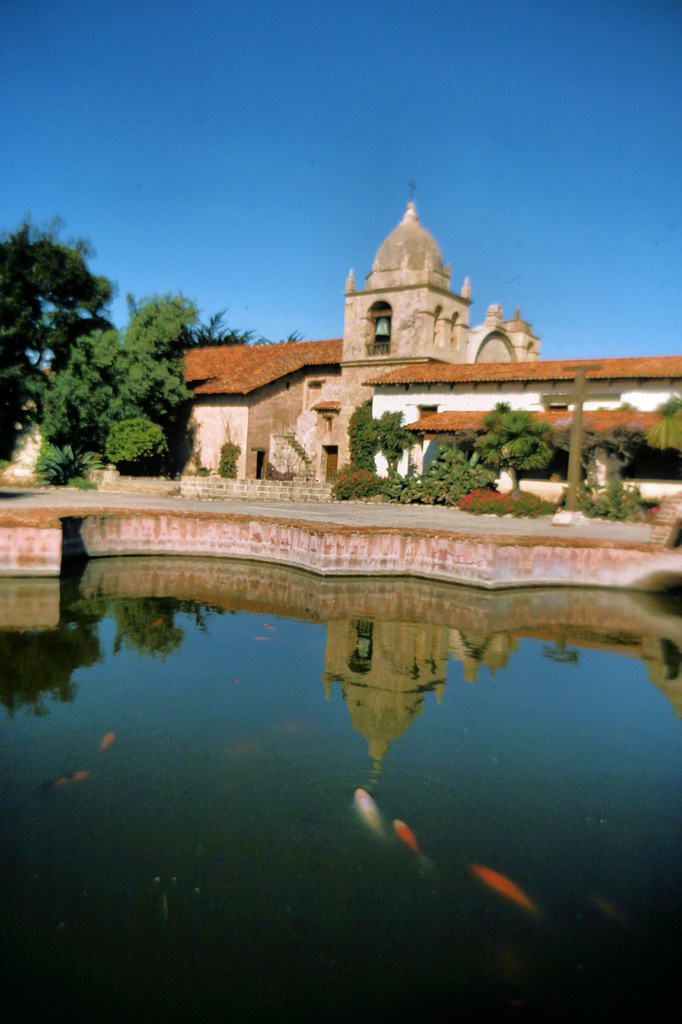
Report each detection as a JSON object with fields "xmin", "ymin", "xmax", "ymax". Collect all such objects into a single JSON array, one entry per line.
[
  {"xmin": 267, "ymin": 465, "xmax": 296, "ymax": 481},
  {"xmin": 459, "ymin": 489, "xmax": 558, "ymax": 517},
  {"xmin": 332, "ymin": 467, "xmax": 385, "ymax": 500}
]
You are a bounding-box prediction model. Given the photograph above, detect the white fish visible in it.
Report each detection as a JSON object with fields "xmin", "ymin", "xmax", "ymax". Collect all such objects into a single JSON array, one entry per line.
[{"xmin": 354, "ymin": 787, "xmax": 382, "ymax": 835}]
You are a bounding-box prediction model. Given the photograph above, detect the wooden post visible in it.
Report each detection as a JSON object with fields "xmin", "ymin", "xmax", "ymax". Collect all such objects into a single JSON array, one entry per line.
[{"xmin": 563, "ymin": 364, "xmax": 602, "ymax": 514}]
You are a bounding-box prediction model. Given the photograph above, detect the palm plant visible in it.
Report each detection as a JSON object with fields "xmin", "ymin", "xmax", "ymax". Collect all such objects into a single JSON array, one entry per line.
[
  {"xmin": 646, "ymin": 395, "xmax": 682, "ymax": 451},
  {"xmin": 192, "ymin": 311, "xmax": 255, "ymax": 346},
  {"xmin": 476, "ymin": 403, "xmax": 554, "ymax": 497}
]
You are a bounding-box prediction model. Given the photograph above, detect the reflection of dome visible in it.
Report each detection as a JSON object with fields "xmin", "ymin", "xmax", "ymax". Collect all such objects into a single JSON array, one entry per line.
[{"xmin": 372, "ymin": 202, "xmax": 443, "ymax": 274}]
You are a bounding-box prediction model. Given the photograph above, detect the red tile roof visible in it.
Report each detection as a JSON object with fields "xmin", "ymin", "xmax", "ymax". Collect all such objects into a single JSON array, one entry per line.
[
  {"xmin": 185, "ymin": 339, "xmax": 343, "ymax": 395},
  {"xmin": 312, "ymin": 401, "xmax": 341, "ymax": 412},
  {"xmin": 366, "ymin": 355, "xmax": 682, "ymax": 387},
  {"xmin": 406, "ymin": 408, "xmax": 660, "ymax": 433}
]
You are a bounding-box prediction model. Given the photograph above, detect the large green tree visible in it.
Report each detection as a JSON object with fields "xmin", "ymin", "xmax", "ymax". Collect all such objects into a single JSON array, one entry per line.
[
  {"xmin": 0, "ymin": 220, "xmax": 113, "ymax": 455},
  {"xmin": 43, "ymin": 293, "xmax": 198, "ymax": 457}
]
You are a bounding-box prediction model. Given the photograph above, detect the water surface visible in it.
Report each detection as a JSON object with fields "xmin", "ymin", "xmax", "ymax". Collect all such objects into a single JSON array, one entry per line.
[{"xmin": 1, "ymin": 559, "xmax": 681, "ymax": 1022}]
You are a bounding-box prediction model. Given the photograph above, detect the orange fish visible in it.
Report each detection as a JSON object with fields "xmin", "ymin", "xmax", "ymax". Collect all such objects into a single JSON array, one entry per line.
[
  {"xmin": 153, "ymin": 618, "xmax": 164, "ymax": 626},
  {"xmin": 263, "ymin": 624, "xmax": 275, "ymax": 630},
  {"xmin": 100, "ymin": 732, "xmax": 116, "ymax": 751},
  {"xmin": 54, "ymin": 770, "xmax": 90, "ymax": 787},
  {"xmin": 393, "ymin": 819, "xmax": 420, "ymax": 854},
  {"xmin": 354, "ymin": 787, "xmax": 382, "ymax": 834},
  {"xmin": 470, "ymin": 865, "xmax": 537, "ymax": 914}
]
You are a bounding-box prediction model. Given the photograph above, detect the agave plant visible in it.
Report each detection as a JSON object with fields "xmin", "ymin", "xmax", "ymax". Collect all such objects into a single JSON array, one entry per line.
[{"xmin": 36, "ymin": 444, "xmax": 102, "ymax": 486}]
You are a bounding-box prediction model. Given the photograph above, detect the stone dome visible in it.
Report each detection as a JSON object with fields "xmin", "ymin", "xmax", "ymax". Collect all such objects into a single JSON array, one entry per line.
[{"xmin": 372, "ymin": 202, "xmax": 444, "ymax": 274}]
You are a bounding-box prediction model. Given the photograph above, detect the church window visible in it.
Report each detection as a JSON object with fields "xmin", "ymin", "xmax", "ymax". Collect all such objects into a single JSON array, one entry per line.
[
  {"xmin": 433, "ymin": 306, "xmax": 443, "ymax": 347},
  {"xmin": 418, "ymin": 405, "xmax": 438, "ymax": 420},
  {"xmin": 369, "ymin": 301, "xmax": 392, "ymax": 355}
]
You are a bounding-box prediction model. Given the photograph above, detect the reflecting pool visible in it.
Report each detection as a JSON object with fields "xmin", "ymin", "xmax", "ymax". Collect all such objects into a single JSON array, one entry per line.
[{"xmin": 1, "ymin": 558, "xmax": 681, "ymax": 1022}]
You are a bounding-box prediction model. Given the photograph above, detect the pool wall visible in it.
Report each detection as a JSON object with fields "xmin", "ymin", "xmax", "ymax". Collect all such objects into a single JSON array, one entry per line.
[{"xmin": 0, "ymin": 509, "xmax": 680, "ymax": 590}]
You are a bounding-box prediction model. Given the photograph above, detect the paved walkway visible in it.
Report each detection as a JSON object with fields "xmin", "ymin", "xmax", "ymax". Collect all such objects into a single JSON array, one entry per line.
[{"xmin": 0, "ymin": 486, "xmax": 653, "ymax": 544}]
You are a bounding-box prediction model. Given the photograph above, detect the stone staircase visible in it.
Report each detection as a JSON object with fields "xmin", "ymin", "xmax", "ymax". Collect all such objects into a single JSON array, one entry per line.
[
  {"xmin": 282, "ymin": 433, "xmax": 314, "ymax": 480},
  {"xmin": 650, "ymin": 493, "xmax": 682, "ymax": 547}
]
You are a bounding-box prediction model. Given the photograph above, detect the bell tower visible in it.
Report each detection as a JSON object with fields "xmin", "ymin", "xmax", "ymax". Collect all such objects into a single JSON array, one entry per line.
[{"xmin": 342, "ymin": 202, "xmax": 471, "ymax": 367}]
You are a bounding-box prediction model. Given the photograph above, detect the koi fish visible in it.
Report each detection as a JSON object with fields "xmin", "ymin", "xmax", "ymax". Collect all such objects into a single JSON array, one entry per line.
[
  {"xmin": 588, "ymin": 894, "xmax": 627, "ymax": 926},
  {"xmin": 153, "ymin": 618, "xmax": 164, "ymax": 626},
  {"xmin": 470, "ymin": 864, "xmax": 538, "ymax": 914},
  {"xmin": 393, "ymin": 819, "xmax": 420, "ymax": 854},
  {"xmin": 354, "ymin": 787, "xmax": 382, "ymax": 834},
  {"xmin": 53, "ymin": 770, "xmax": 90, "ymax": 788},
  {"xmin": 100, "ymin": 732, "xmax": 116, "ymax": 751},
  {"xmin": 263, "ymin": 624, "xmax": 275, "ymax": 630}
]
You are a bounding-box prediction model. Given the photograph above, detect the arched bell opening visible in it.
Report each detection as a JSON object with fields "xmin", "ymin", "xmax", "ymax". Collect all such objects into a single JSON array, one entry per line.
[{"xmin": 369, "ymin": 301, "xmax": 392, "ymax": 355}]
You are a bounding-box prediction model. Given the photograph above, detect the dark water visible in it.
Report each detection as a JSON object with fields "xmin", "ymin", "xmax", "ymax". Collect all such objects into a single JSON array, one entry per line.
[{"xmin": 1, "ymin": 558, "xmax": 681, "ymax": 1023}]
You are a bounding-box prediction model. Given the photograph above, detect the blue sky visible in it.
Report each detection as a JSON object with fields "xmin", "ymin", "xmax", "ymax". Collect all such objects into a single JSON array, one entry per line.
[{"xmin": 1, "ymin": 0, "xmax": 680, "ymax": 359}]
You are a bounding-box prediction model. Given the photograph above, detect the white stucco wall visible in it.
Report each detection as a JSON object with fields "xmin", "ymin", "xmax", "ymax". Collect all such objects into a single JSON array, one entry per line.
[
  {"xmin": 371, "ymin": 380, "xmax": 680, "ymax": 421},
  {"xmin": 189, "ymin": 399, "xmax": 249, "ymax": 477}
]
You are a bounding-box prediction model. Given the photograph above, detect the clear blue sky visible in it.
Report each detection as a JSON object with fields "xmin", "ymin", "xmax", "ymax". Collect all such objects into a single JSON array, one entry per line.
[{"xmin": 1, "ymin": 0, "xmax": 680, "ymax": 359}]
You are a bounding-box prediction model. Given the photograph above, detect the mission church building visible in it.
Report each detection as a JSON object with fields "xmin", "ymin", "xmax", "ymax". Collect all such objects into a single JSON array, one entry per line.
[
  {"xmin": 184, "ymin": 203, "xmax": 681, "ymax": 485},
  {"xmin": 184, "ymin": 202, "xmax": 540, "ymax": 481}
]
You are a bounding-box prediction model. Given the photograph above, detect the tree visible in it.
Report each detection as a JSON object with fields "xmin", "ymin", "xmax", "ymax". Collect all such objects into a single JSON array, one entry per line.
[
  {"xmin": 646, "ymin": 395, "xmax": 682, "ymax": 452},
  {"xmin": 476, "ymin": 403, "xmax": 554, "ymax": 497},
  {"xmin": 42, "ymin": 294, "xmax": 197, "ymax": 457},
  {"xmin": 191, "ymin": 309, "xmax": 256, "ymax": 346},
  {"xmin": 375, "ymin": 411, "xmax": 415, "ymax": 477},
  {"xmin": 116, "ymin": 294, "xmax": 198, "ymax": 440},
  {"xmin": 0, "ymin": 219, "xmax": 113, "ymax": 456}
]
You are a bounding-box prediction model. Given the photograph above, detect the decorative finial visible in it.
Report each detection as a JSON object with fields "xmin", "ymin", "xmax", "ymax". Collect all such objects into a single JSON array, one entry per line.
[
  {"xmin": 462, "ymin": 277, "xmax": 471, "ymax": 299},
  {"xmin": 514, "ymin": 306, "xmax": 520, "ymax": 320},
  {"xmin": 444, "ymin": 262, "xmax": 450, "ymax": 279},
  {"xmin": 345, "ymin": 269, "xmax": 355, "ymax": 293},
  {"xmin": 408, "ymin": 180, "xmax": 416, "ymax": 200}
]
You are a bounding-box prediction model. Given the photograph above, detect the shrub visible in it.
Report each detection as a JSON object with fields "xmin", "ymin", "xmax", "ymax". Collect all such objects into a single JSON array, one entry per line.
[
  {"xmin": 577, "ymin": 479, "xmax": 645, "ymax": 521},
  {"xmin": 36, "ymin": 445, "xmax": 102, "ymax": 486},
  {"xmin": 105, "ymin": 418, "xmax": 168, "ymax": 474},
  {"xmin": 348, "ymin": 403, "xmax": 379, "ymax": 472},
  {"xmin": 459, "ymin": 488, "xmax": 557, "ymax": 517},
  {"xmin": 219, "ymin": 441, "xmax": 241, "ymax": 478},
  {"xmin": 332, "ymin": 467, "xmax": 385, "ymax": 500},
  {"xmin": 419, "ymin": 445, "xmax": 495, "ymax": 505},
  {"xmin": 267, "ymin": 465, "xmax": 296, "ymax": 481}
]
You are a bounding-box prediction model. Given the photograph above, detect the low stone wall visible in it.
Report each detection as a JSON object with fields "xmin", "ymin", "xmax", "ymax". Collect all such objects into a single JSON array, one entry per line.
[
  {"xmin": 90, "ymin": 467, "xmax": 179, "ymax": 496},
  {"xmin": 1, "ymin": 508, "xmax": 680, "ymax": 589},
  {"xmin": 66, "ymin": 512, "xmax": 682, "ymax": 591},
  {"xmin": 179, "ymin": 476, "xmax": 334, "ymax": 502},
  {"xmin": 0, "ymin": 516, "xmax": 63, "ymax": 576}
]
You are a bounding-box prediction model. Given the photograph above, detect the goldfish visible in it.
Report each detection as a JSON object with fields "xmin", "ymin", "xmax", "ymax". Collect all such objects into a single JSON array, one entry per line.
[
  {"xmin": 354, "ymin": 787, "xmax": 382, "ymax": 834},
  {"xmin": 393, "ymin": 819, "xmax": 420, "ymax": 854},
  {"xmin": 100, "ymin": 732, "xmax": 116, "ymax": 751},
  {"xmin": 470, "ymin": 865, "xmax": 538, "ymax": 914},
  {"xmin": 53, "ymin": 770, "xmax": 90, "ymax": 788}
]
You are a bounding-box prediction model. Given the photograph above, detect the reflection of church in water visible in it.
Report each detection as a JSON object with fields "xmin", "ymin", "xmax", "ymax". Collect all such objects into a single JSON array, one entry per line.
[
  {"xmin": 320, "ymin": 610, "xmax": 682, "ymax": 768},
  {"xmin": 321, "ymin": 616, "xmax": 520, "ymax": 766}
]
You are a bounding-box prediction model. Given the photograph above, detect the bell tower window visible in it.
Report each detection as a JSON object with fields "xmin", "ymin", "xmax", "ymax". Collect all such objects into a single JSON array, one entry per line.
[{"xmin": 369, "ymin": 301, "xmax": 392, "ymax": 355}]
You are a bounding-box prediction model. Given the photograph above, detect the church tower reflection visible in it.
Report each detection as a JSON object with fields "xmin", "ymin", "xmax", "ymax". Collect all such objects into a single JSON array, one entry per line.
[{"xmin": 322, "ymin": 617, "xmax": 449, "ymax": 766}]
